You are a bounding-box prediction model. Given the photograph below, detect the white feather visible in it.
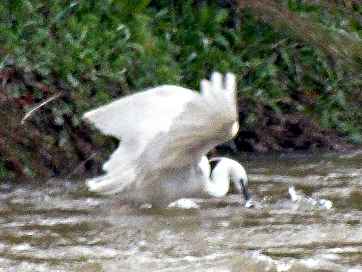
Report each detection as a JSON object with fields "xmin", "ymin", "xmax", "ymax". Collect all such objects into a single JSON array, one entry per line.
[{"xmin": 83, "ymin": 72, "xmax": 248, "ymax": 207}]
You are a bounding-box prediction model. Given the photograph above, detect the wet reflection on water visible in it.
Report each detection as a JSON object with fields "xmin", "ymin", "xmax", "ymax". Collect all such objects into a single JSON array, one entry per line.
[{"xmin": 0, "ymin": 151, "xmax": 362, "ymax": 271}]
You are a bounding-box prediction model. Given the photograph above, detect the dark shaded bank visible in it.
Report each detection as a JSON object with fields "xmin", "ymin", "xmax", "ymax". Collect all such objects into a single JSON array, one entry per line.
[
  {"xmin": 0, "ymin": 67, "xmax": 114, "ymax": 181},
  {"xmin": 0, "ymin": 66, "xmax": 351, "ymax": 181},
  {"xmin": 234, "ymin": 97, "xmax": 349, "ymax": 153}
]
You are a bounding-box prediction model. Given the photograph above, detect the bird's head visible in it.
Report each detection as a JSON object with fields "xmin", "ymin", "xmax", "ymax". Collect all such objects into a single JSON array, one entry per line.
[
  {"xmin": 229, "ymin": 161, "xmax": 250, "ymax": 203},
  {"xmin": 210, "ymin": 157, "xmax": 252, "ymax": 207}
]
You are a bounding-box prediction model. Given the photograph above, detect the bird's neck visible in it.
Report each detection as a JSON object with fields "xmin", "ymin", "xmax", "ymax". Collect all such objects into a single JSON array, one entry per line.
[{"xmin": 204, "ymin": 160, "xmax": 231, "ymax": 198}]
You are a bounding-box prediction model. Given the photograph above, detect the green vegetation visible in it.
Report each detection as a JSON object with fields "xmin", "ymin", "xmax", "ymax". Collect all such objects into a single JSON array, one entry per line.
[
  {"xmin": 0, "ymin": 0, "xmax": 361, "ymax": 179},
  {"xmin": 0, "ymin": 161, "xmax": 7, "ymax": 179}
]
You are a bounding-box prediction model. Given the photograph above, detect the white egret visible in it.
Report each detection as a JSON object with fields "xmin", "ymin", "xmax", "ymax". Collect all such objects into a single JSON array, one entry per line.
[{"xmin": 83, "ymin": 72, "xmax": 251, "ymax": 208}]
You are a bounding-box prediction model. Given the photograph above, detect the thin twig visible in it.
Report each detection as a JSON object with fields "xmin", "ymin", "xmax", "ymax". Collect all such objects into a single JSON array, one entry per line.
[
  {"xmin": 21, "ymin": 92, "xmax": 63, "ymax": 124},
  {"xmin": 66, "ymin": 152, "xmax": 98, "ymax": 179}
]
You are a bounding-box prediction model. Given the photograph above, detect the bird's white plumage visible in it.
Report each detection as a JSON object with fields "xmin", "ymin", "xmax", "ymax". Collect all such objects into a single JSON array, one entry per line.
[
  {"xmin": 83, "ymin": 85, "xmax": 197, "ymax": 172},
  {"xmin": 83, "ymin": 72, "xmax": 248, "ymax": 207},
  {"xmin": 208, "ymin": 157, "xmax": 248, "ymax": 197}
]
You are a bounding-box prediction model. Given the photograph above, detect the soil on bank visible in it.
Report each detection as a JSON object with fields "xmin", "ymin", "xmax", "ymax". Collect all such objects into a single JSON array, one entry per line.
[{"xmin": 0, "ymin": 67, "xmax": 351, "ymax": 181}]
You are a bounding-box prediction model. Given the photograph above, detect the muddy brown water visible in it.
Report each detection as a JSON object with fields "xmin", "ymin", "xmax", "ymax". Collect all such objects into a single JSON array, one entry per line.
[{"xmin": 1, "ymin": 151, "xmax": 362, "ymax": 271}]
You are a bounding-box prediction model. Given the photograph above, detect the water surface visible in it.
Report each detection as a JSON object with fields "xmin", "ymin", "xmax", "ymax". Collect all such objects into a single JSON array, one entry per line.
[{"xmin": 1, "ymin": 151, "xmax": 362, "ymax": 271}]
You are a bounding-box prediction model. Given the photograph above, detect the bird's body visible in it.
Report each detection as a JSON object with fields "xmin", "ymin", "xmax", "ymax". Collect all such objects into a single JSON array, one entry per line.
[
  {"xmin": 83, "ymin": 72, "xmax": 251, "ymax": 208},
  {"xmin": 125, "ymin": 159, "xmax": 208, "ymax": 207}
]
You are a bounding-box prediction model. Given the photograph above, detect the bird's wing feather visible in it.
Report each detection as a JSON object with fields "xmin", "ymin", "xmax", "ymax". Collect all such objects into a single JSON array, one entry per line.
[
  {"xmin": 84, "ymin": 73, "xmax": 238, "ymax": 196},
  {"xmin": 83, "ymin": 85, "xmax": 197, "ymax": 172},
  {"xmin": 137, "ymin": 73, "xmax": 238, "ymax": 177}
]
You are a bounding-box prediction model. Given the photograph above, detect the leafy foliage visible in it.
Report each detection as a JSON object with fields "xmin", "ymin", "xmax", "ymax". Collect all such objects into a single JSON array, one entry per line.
[{"xmin": 0, "ymin": 0, "xmax": 361, "ymax": 179}]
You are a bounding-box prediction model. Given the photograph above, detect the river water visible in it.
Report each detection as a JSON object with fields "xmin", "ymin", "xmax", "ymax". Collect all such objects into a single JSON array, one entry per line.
[{"xmin": 1, "ymin": 150, "xmax": 362, "ymax": 271}]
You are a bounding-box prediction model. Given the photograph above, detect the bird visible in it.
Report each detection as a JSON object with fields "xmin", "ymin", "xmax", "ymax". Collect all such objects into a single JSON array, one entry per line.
[{"xmin": 83, "ymin": 72, "xmax": 251, "ymax": 208}]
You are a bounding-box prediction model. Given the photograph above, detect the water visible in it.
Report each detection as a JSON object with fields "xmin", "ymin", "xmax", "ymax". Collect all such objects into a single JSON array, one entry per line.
[{"xmin": 1, "ymin": 151, "xmax": 362, "ymax": 271}]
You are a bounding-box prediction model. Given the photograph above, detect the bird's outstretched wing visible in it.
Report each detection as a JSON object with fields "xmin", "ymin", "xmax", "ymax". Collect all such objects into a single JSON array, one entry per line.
[
  {"xmin": 84, "ymin": 72, "xmax": 238, "ymax": 195},
  {"xmin": 83, "ymin": 85, "xmax": 197, "ymax": 172},
  {"xmin": 83, "ymin": 85, "xmax": 197, "ymax": 193}
]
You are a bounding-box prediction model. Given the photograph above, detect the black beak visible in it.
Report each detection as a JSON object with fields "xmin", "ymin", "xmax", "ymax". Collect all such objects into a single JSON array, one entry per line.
[{"xmin": 240, "ymin": 178, "xmax": 251, "ymax": 202}]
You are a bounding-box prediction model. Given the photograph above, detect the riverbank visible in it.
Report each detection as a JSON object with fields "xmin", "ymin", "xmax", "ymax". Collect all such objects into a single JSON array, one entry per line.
[
  {"xmin": 0, "ymin": 1, "xmax": 361, "ymax": 181},
  {"xmin": 0, "ymin": 66, "xmax": 353, "ymax": 181}
]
